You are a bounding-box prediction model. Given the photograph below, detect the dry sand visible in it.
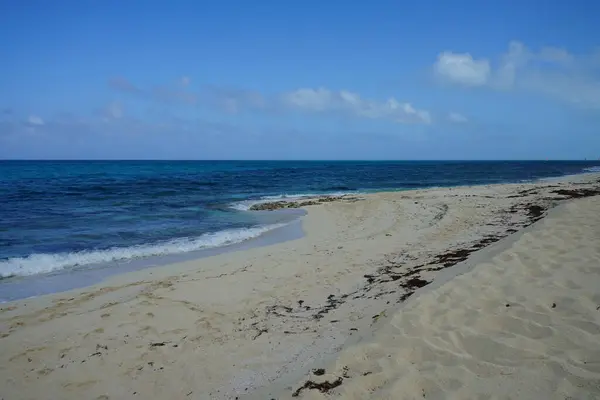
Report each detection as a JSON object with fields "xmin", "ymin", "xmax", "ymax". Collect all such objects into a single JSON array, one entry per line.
[
  {"xmin": 284, "ymin": 195, "xmax": 600, "ymax": 400},
  {"xmin": 1, "ymin": 173, "xmax": 600, "ymax": 400}
]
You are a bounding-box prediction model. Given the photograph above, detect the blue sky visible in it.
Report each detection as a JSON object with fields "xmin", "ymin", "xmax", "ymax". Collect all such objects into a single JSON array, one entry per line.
[{"xmin": 1, "ymin": 0, "xmax": 599, "ymax": 159}]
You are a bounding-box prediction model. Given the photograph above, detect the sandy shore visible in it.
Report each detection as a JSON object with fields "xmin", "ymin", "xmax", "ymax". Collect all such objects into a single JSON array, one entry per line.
[
  {"xmin": 1, "ymin": 173, "xmax": 600, "ymax": 400},
  {"xmin": 282, "ymin": 192, "xmax": 600, "ymax": 400}
]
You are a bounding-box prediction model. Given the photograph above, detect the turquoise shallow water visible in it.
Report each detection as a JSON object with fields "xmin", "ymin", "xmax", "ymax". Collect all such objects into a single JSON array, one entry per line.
[{"xmin": 1, "ymin": 160, "xmax": 599, "ymax": 281}]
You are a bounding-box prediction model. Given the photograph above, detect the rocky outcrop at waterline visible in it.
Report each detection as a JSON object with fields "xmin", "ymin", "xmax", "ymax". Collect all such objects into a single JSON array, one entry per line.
[{"xmin": 249, "ymin": 195, "xmax": 359, "ymax": 211}]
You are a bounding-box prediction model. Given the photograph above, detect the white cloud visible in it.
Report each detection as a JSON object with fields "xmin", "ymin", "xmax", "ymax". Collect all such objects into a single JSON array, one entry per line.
[
  {"xmin": 283, "ymin": 88, "xmax": 334, "ymax": 112},
  {"xmin": 434, "ymin": 52, "xmax": 491, "ymax": 86},
  {"xmin": 203, "ymin": 86, "xmax": 267, "ymax": 114},
  {"xmin": 448, "ymin": 112, "xmax": 468, "ymax": 123},
  {"xmin": 525, "ymin": 71, "xmax": 600, "ymax": 109},
  {"xmin": 538, "ymin": 46, "xmax": 573, "ymax": 65},
  {"xmin": 282, "ymin": 88, "xmax": 431, "ymax": 124},
  {"xmin": 105, "ymin": 102, "xmax": 123, "ymax": 119},
  {"xmin": 27, "ymin": 115, "xmax": 44, "ymax": 125},
  {"xmin": 109, "ymin": 77, "xmax": 197, "ymax": 105},
  {"xmin": 107, "ymin": 76, "xmax": 435, "ymax": 123},
  {"xmin": 434, "ymin": 41, "xmax": 600, "ymax": 109},
  {"xmin": 493, "ymin": 41, "xmax": 530, "ymax": 89}
]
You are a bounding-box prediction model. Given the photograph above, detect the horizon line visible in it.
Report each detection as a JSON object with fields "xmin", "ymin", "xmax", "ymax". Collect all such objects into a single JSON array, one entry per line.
[{"xmin": 0, "ymin": 159, "xmax": 598, "ymax": 162}]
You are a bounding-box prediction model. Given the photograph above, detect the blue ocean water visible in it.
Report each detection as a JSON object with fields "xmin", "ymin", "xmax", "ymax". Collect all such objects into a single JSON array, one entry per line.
[{"xmin": 1, "ymin": 160, "xmax": 599, "ymax": 281}]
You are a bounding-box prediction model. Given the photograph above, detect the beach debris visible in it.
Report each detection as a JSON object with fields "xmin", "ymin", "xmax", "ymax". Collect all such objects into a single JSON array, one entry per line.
[
  {"xmin": 149, "ymin": 342, "xmax": 169, "ymax": 348},
  {"xmin": 251, "ymin": 328, "xmax": 268, "ymax": 340},
  {"xmin": 403, "ymin": 277, "xmax": 429, "ymax": 290},
  {"xmin": 525, "ymin": 204, "xmax": 545, "ymax": 220},
  {"xmin": 372, "ymin": 310, "xmax": 387, "ymax": 323},
  {"xmin": 342, "ymin": 366, "xmax": 350, "ymax": 378},
  {"xmin": 313, "ymin": 294, "xmax": 345, "ymax": 320},
  {"xmin": 399, "ymin": 291, "xmax": 414, "ymax": 302},
  {"xmin": 292, "ymin": 377, "xmax": 343, "ymax": 397},
  {"xmin": 429, "ymin": 248, "xmax": 472, "ymax": 268},
  {"xmin": 312, "ymin": 368, "xmax": 325, "ymax": 376},
  {"xmin": 250, "ymin": 322, "xmax": 268, "ymax": 340},
  {"xmin": 552, "ymin": 188, "xmax": 600, "ymax": 198},
  {"xmin": 364, "ymin": 274, "xmax": 376, "ymax": 284}
]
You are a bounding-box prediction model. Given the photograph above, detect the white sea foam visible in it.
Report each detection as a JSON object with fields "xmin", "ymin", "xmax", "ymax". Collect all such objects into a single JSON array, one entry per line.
[
  {"xmin": 231, "ymin": 192, "xmax": 356, "ymax": 211},
  {"xmin": 0, "ymin": 224, "xmax": 286, "ymax": 278},
  {"xmin": 583, "ymin": 166, "xmax": 600, "ymax": 173},
  {"xmin": 537, "ymin": 166, "xmax": 600, "ymax": 182}
]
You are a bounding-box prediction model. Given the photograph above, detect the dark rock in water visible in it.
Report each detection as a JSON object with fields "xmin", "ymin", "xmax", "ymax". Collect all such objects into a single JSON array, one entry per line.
[
  {"xmin": 312, "ymin": 368, "xmax": 326, "ymax": 376},
  {"xmin": 249, "ymin": 196, "xmax": 352, "ymax": 211}
]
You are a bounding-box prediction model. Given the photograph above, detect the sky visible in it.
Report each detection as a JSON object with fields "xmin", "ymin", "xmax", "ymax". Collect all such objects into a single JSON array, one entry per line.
[{"xmin": 1, "ymin": 0, "xmax": 599, "ymax": 160}]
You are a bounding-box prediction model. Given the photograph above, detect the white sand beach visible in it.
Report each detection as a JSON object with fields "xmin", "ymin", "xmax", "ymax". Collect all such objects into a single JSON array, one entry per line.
[
  {"xmin": 282, "ymin": 195, "xmax": 600, "ymax": 399},
  {"xmin": 1, "ymin": 174, "xmax": 600, "ymax": 400}
]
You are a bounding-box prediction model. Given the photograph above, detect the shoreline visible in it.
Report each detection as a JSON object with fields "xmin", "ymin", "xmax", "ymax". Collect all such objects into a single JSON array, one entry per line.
[
  {"xmin": 2, "ymin": 169, "xmax": 599, "ymax": 302},
  {"xmin": 1, "ymin": 172, "xmax": 599, "ymax": 399},
  {"xmin": 0, "ymin": 212, "xmax": 306, "ymax": 303}
]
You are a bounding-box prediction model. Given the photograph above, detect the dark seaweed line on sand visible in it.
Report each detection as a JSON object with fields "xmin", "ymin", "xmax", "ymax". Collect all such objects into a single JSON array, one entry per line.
[
  {"xmin": 263, "ymin": 187, "xmax": 600, "ymax": 327},
  {"xmin": 283, "ymin": 185, "xmax": 600, "ymax": 398}
]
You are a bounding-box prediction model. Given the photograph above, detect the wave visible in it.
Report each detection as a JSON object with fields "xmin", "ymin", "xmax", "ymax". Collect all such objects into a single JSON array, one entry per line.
[
  {"xmin": 537, "ymin": 166, "xmax": 600, "ymax": 183},
  {"xmin": 0, "ymin": 223, "xmax": 287, "ymax": 278},
  {"xmin": 583, "ymin": 166, "xmax": 600, "ymax": 173},
  {"xmin": 230, "ymin": 191, "xmax": 357, "ymax": 211}
]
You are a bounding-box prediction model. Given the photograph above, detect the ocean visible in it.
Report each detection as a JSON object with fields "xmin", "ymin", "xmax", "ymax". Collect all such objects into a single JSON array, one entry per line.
[{"xmin": 1, "ymin": 160, "xmax": 599, "ymax": 300}]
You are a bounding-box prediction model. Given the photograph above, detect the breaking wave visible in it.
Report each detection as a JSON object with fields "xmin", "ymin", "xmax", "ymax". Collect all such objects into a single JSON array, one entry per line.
[{"xmin": 0, "ymin": 223, "xmax": 286, "ymax": 278}]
